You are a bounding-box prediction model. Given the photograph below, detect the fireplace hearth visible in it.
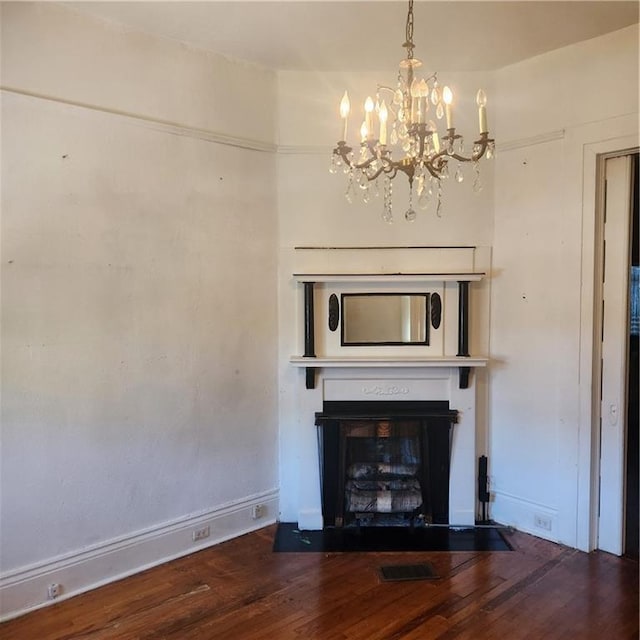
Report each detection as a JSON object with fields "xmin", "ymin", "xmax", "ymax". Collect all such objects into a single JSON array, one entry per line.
[{"xmin": 316, "ymin": 401, "xmax": 458, "ymax": 528}]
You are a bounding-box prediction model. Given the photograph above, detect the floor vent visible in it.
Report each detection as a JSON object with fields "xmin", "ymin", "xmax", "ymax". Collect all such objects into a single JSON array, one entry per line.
[{"xmin": 378, "ymin": 563, "xmax": 439, "ymax": 582}]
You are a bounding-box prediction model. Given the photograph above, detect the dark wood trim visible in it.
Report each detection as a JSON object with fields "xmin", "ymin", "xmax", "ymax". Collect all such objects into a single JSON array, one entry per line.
[
  {"xmin": 457, "ymin": 280, "xmax": 470, "ymax": 357},
  {"xmin": 457, "ymin": 281, "xmax": 471, "ymax": 389},
  {"xmin": 305, "ymin": 368, "xmax": 316, "ymax": 390},
  {"xmin": 303, "ymin": 282, "xmax": 317, "ymax": 389},
  {"xmin": 303, "ymin": 282, "xmax": 315, "ymax": 358}
]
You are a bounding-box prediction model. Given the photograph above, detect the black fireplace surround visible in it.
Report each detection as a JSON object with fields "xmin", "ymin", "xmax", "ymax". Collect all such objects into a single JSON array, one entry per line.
[{"xmin": 316, "ymin": 401, "xmax": 458, "ymax": 528}]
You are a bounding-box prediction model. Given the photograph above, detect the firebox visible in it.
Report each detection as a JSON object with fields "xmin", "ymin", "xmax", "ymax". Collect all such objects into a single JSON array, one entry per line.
[{"xmin": 316, "ymin": 401, "xmax": 458, "ymax": 528}]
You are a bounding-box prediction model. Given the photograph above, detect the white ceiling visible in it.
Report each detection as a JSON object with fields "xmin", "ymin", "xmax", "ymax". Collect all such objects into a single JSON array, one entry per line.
[{"xmin": 67, "ymin": 1, "xmax": 639, "ymax": 72}]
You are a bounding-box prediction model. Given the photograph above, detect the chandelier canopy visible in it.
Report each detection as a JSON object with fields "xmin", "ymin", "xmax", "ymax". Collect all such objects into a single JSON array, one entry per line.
[{"xmin": 330, "ymin": 0, "xmax": 495, "ymax": 223}]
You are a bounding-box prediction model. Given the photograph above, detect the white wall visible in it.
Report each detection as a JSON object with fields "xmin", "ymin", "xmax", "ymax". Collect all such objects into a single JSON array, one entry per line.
[
  {"xmin": 489, "ymin": 25, "xmax": 639, "ymax": 547},
  {"xmin": 1, "ymin": 2, "xmax": 279, "ymax": 618}
]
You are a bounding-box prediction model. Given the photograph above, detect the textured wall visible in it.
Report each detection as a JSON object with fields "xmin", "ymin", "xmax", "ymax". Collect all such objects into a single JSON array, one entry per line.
[
  {"xmin": 490, "ymin": 25, "xmax": 639, "ymax": 546},
  {"xmin": 0, "ymin": 1, "xmax": 279, "ymax": 598}
]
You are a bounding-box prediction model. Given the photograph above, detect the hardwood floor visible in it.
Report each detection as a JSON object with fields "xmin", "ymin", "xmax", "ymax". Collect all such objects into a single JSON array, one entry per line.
[{"xmin": 2, "ymin": 524, "xmax": 638, "ymax": 639}]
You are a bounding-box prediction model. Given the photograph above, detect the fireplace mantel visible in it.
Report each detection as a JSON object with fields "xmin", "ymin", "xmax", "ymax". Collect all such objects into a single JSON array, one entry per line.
[
  {"xmin": 292, "ymin": 273, "xmax": 485, "ymax": 283},
  {"xmin": 290, "ymin": 271, "xmax": 487, "ymax": 390},
  {"xmin": 290, "ymin": 356, "xmax": 488, "ymax": 368}
]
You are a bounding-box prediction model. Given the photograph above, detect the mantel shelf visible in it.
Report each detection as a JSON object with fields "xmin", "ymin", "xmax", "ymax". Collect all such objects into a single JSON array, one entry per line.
[
  {"xmin": 292, "ymin": 273, "xmax": 485, "ymax": 283},
  {"xmin": 289, "ymin": 356, "xmax": 488, "ymax": 368}
]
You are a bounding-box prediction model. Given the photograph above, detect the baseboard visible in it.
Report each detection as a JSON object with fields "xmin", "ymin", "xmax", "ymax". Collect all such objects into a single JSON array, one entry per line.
[
  {"xmin": 0, "ymin": 489, "xmax": 278, "ymax": 621},
  {"xmin": 491, "ymin": 490, "xmax": 558, "ymax": 542}
]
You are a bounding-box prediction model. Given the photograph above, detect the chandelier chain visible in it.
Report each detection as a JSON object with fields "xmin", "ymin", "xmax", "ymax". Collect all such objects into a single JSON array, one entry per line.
[{"xmin": 404, "ymin": 0, "xmax": 415, "ymax": 60}]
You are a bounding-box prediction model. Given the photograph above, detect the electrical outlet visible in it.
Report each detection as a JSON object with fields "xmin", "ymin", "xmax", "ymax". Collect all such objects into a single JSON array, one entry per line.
[
  {"xmin": 192, "ymin": 525, "xmax": 210, "ymax": 542},
  {"xmin": 534, "ymin": 513, "xmax": 552, "ymax": 531},
  {"xmin": 251, "ymin": 504, "xmax": 265, "ymax": 520},
  {"xmin": 48, "ymin": 583, "xmax": 62, "ymax": 599}
]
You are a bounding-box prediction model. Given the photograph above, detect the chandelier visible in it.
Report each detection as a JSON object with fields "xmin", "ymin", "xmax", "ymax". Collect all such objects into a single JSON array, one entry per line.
[{"xmin": 329, "ymin": 0, "xmax": 495, "ymax": 223}]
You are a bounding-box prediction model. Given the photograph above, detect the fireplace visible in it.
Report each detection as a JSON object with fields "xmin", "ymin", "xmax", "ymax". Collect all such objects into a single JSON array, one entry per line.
[
  {"xmin": 285, "ymin": 247, "xmax": 489, "ymax": 531},
  {"xmin": 316, "ymin": 401, "xmax": 458, "ymax": 528}
]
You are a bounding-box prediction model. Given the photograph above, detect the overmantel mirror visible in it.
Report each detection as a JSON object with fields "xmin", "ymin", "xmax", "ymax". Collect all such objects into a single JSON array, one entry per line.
[{"xmin": 340, "ymin": 293, "xmax": 430, "ymax": 346}]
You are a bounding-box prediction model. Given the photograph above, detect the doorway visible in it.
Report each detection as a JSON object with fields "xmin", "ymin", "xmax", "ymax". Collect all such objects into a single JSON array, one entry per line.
[
  {"xmin": 624, "ymin": 157, "xmax": 638, "ymax": 559},
  {"xmin": 597, "ymin": 152, "xmax": 639, "ymax": 556}
]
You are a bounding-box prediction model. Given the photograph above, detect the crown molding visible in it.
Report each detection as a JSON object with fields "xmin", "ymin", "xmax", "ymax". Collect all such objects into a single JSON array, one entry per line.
[
  {"xmin": 498, "ymin": 129, "xmax": 565, "ymax": 152},
  {"xmin": 2, "ymin": 87, "xmax": 566, "ymax": 157},
  {"xmin": 1, "ymin": 87, "xmax": 277, "ymax": 153}
]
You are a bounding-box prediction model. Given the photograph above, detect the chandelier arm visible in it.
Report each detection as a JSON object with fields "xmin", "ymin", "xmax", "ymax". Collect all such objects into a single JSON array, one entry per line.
[
  {"xmin": 424, "ymin": 162, "xmax": 443, "ymax": 180},
  {"xmin": 365, "ymin": 154, "xmax": 405, "ymax": 182},
  {"xmin": 333, "ymin": 142, "xmax": 378, "ymax": 172},
  {"xmin": 436, "ymin": 151, "xmax": 477, "ymax": 164},
  {"xmin": 367, "ymin": 164, "xmax": 390, "ymax": 182},
  {"xmin": 431, "ymin": 133, "xmax": 494, "ymax": 164},
  {"xmin": 386, "ymin": 166, "xmax": 400, "ymax": 180}
]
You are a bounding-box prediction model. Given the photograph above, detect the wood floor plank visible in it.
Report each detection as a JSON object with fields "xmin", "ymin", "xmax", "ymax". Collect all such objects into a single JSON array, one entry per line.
[{"xmin": 1, "ymin": 524, "xmax": 637, "ymax": 639}]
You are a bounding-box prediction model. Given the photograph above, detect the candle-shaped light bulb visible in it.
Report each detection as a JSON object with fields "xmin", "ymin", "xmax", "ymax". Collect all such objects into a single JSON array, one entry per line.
[
  {"xmin": 476, "ymin": 89, "xmax": 488, "ymax": 133},
  {"xmin": 433, "ymin": 131, "xmax": 441, "ymax": 153},
  {"xmin": 442, "ymin": 86, "xmax": 453, "ymax": 129},
  {"xmin": 339, "ymin": 91, "xmax": 350, "ymax": 140},
  {"xmin": 364, "ymin": 96, "xmax": 374, "ymax": 138},
  {"xmin": 379, "ymin": 100, "xmax": 388, "ymax": 145},
  {"xmin": 360, "ymin": 120, "xmax": 368, "ymax": 143},
  {"xmin": 410, "ymin": 78, "xmax": 419, "ymax": 123},
  {"xmin": 417, "ymin": 79, "xmax": 429, "ymax": 123}
]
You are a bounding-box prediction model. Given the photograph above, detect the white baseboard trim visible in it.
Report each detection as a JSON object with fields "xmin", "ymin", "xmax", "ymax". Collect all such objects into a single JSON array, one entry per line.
[
  {"xmin": 0, "ymin": 489, "xmax": 278, "ymax": 622},
  {"xmin": 491, "ymin": 490, "xmax": 558, "ymax": 542}
]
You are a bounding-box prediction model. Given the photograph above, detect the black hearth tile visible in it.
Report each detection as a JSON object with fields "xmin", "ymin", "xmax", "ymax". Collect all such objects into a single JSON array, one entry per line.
[{"xmin": 272, "ymin": 523, "xmax": 512, "ymax": 553}]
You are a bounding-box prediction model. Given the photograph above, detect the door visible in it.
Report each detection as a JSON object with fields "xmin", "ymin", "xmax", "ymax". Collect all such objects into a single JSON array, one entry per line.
[
  {"xmin": 624, "ymin": 157, "xmax": 639, "ymax": 559},
  {"xmin": 598, "ymin": 155, "xmax": 634, "ymax": 555}
]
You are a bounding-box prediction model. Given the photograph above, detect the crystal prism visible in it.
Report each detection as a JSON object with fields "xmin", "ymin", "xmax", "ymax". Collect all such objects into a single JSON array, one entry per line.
[
  {"xmin": 405, "ymin": 207, "xmax": 417, "ymax": 222},
  {"xmin": 345, "ymin": 181, "xmax": 355, "ymax": 203}
]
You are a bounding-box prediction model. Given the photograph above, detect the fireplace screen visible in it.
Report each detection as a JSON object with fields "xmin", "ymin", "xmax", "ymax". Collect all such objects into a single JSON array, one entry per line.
[
  {"xmin": 316, "ymin": 401, "xmax": 457, "ymax": 527},
  {"xmin": 345, "ymin": 422, "xmax": 422, "ymax": 516}
]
